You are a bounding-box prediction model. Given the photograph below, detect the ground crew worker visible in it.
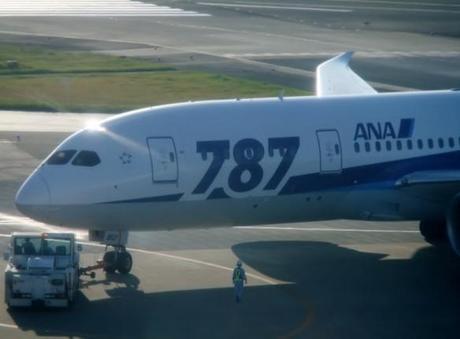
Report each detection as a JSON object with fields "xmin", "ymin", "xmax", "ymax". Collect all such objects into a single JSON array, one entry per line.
[
  {"xmin": 41, "ymin": 240, "xmax": 53, "ymax": 255},
  {"xmin": 232, "ymin": 260, "xmax": 247, "ymax": 303},
  {"xmin": 22, "ymin": 238, "xmax": 36, "ymax": 255}
]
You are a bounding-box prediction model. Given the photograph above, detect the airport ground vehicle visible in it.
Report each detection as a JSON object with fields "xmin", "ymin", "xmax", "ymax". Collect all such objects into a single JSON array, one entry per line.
[{"xmin": 4, "ymin": 232, "xmax": 81, "ymax": 308}]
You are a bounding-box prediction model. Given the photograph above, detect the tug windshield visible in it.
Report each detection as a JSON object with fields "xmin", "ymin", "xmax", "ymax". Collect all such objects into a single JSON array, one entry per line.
[{"xmin": 13, "ymin": 237, "xmax": 71, "ymax": 256}]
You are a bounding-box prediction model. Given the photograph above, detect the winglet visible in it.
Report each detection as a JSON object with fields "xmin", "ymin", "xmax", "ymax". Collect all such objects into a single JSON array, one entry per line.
[{"xmin": 316, "ymin": 51, "xmax": 377, "ymax": 97}]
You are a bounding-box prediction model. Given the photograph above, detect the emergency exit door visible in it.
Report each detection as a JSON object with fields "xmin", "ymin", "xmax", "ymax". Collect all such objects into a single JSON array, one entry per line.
[
  {"xmin": 147, "ymin": 137, "xmax": 178, "ymax": 183},
  {"xmin": 316, "ymin": 130, "xmax": 342, "ymax": 173}
]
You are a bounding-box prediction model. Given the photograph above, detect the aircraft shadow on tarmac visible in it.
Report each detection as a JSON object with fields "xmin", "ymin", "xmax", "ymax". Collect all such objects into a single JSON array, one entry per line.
[
  {"xmin": 7, "ymin": 241, "xmax": 460, "ymax": 339},
  {"xmin": 232, "ymin": 241, "xmax": 460, "ymax": 339}
]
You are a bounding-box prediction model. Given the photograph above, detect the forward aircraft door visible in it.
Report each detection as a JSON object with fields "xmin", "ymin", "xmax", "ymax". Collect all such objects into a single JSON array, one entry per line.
[
  {"xmin": 147, "ymin": 137, "xmax": 178, "ymax": 183},
  {"xmin": 316, "ymin": 130, "xmax": 342, "ymax": 173}
]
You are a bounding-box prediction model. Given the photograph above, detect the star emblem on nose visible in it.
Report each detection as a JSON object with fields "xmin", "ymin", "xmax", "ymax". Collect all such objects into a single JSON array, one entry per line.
[{"xmin": 119, "ymin": 152, "xmax": 133, "ymax": 165}]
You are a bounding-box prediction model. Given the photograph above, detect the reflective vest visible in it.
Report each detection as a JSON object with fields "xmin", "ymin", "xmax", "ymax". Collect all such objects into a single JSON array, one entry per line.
[{"xmin": 233, "ymin": 268, "xmax": 244, "ymax": 282}]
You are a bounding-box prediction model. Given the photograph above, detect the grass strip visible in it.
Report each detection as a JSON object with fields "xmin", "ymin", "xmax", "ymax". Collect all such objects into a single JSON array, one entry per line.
[{"xmin": 0, "ymin": 43, "xmax": 308, "ymax": 113}]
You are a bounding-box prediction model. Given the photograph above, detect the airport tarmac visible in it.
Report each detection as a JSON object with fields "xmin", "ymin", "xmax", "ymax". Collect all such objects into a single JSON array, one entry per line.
[
  {"xmin": 0, "ymin": 0, "xmax": 459, "ymax": 92},
  {"xmin": 0, "ymin": 111, "xmax": 459, "ymax": 338}
]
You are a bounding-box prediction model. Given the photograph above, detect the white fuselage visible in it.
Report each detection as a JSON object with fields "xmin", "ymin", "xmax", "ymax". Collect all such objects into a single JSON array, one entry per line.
[{"xmin": 15, "ymin": 90, "xmax": 460, "ymax": 231}]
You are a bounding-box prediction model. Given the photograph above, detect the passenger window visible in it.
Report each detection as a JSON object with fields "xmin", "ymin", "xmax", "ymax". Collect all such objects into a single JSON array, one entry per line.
[
  {"xmin": 428, "ymin": 139, "xmax": 434, "ymax": 149},
  {"xmin": 438, "ymin": 138, "xmax": 444, "ymax": 148},
  {"xmin": 396, "ymin": 140, "xmax": 402, "ymax": 150},
  {"xmin": 365, "ymin": 142, "xmax": 370, "ymax": 152},
  {"xmin": 47, "ymin": 150, "xmax": 77, "ymax": 165},
  {"xmin": 72, "ymin": 150, "xmax": 101, "ymax": 167},
  {"xmin": 417, "ymin": 139, "xmax": 423, "ymax": 149},
  {"xmin": 407, "ymin": 140, "xmax": 413, "ymax": 150},
  {"xmin": 354, "ymin": 143, "xmax": 360, "ymax": 153},
  {"xmin": 386, "ymin": 141, "xmax": 392, "ymax": 151},
  {"xmin": 448, "ymin": 137, "xmax": 454, "ymax": 148},
  {"xmin": 375, "ymin": 141, "xmax": 381, "ymax": 152}
]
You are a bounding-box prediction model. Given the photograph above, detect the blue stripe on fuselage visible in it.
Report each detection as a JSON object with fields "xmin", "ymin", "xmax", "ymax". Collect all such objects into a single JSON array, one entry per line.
[
  {"xmin": 98, "ymin": 193, "xmax": 184, "ymax": 204},
  {"xmin": 279, "ymin": 150, "xmax": 460, "ymax": 195},
  {"xmin": 96, "ymin": 151, "xmax": 460, "ymax": 205}
]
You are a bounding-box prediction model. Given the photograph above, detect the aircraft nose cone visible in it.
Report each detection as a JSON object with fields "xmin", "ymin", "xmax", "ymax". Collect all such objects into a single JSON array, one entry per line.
[{"xmin": 15, "ymin": 172, "xmax": 51, "ymax": 216}]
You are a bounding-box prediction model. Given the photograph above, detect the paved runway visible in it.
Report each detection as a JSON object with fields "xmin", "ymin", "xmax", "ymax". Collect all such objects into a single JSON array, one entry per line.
[
  {"xmin": 0, "ymin": 0, "xmax": 209, "ymax": 17},
  {"xmin": 0, "ymin": 0, "xmax": 458, "ymax": 91},
  {"xmin": 0, "ymin": 112, "xmax": 459, "ymax": 338}
]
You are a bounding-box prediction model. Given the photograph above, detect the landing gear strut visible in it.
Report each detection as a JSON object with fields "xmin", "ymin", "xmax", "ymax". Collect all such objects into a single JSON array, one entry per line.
[{"xmin": 89, "ymin": 230, "xmax": 133, "ymax": 274}]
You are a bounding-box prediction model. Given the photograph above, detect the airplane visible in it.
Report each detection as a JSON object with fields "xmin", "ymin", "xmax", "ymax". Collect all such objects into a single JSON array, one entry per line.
[{"xmin": 15, "ymin": 52, "xmax": 460, "ymax": 274}]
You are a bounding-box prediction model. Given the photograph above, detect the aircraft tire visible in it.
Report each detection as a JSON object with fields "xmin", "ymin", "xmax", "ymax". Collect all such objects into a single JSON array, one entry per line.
[
  {"xmin": 117, "ymin": 251, "xmax": 133, "ymax": 274},
  {"xmin": 4, "ymin": 283, "xmax": 10, "ymax": 308},
  {"xmin": 419, "ymin": 219, "xmax": 447, "ymax": 244},
  {"xmin": 4, "ymin": 274, "xmax": 12, "ymax": 308},
  {"xmin": 103, "ymin": 251, "xmax": 117, "ymax": 273}
]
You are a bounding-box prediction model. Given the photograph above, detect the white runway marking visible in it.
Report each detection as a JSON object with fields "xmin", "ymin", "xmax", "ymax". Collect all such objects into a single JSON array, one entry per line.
[
  {"xmin": 0, "ymin": 212, "xmax": 278, "ymax": 284},
  {"xmin": 0, "ymin": 228, "xmax": 278, "ymax": 331},
  {"xmin": 223, "ymin": 51, "xmax": 460, "ymax": 59},
  {"xmin": 128, "ymin": 247, "xmax": 279, "ymax": 285},
  {"xmin": 0, "ymin": 212, "xmax": 87, "ymax": 239},
  {"xmin": 0, "ymin": 323, "xmax": 18, "ymax": 329},
  {"xmin": 337, "ymin": 4, "xmax": 460, "ymax": 14},
  {"xmin": 74, "ymin": 240, "xmax": 279, "ymax": 285},
  {"xmin": 234, "ymin": 226, "xmax": 419, "ymax": 233},
  {"xmin": 246, "ymin": 0, "xmax": 460, "ymax": 8},
  {"xmin": 0, "ymin": 231, "xmax": 278, "ymax": 285},
  {"xmin": 0, "ymin": 0, "xmax": 210, "ymax": 17},
  {"xmin": 0, "ymin": 111, "xmax": 108, "ymax": 132},
  {"xmin": 199, "ymin": 1, "xmax": 460, "ymax": 14},
  {"xmin": 320, "ymin": 0, "xmax": 460, "ymax": 8},
  {"xmin": 0, "ymin": 213, "xmax": 56, "ymax": 230},
  {"xmin": 198, "ymin": 2, "xmax": 352, "ymax": 13}
]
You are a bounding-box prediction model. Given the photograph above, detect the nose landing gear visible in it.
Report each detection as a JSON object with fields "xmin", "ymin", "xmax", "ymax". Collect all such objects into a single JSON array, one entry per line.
[
  {"xmin": 103, "ymin": 247, "xmax": 133, "ymax": 274},
  {"xmin": 89, "ymin": 230, "xmax": 133, "ymax": 274}
]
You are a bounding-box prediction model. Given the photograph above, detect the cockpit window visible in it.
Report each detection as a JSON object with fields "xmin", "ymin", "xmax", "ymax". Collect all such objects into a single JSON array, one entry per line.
[
  {"xmin": 46, "ymin": 150, "xmax": 77, "ymax": 165},
  {"xmin": 72, "ymin": 150, "xmax": 101, "ymax": 167}
]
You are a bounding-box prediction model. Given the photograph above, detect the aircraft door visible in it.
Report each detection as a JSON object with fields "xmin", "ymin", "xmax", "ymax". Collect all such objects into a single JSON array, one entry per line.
[
  {"xmin": 316, "ymin": 130, "xmax": 342, "ymax": 173},
  {"xmin": 147, "ymin": 137, "xmax": 178, "ymax": 183}
]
